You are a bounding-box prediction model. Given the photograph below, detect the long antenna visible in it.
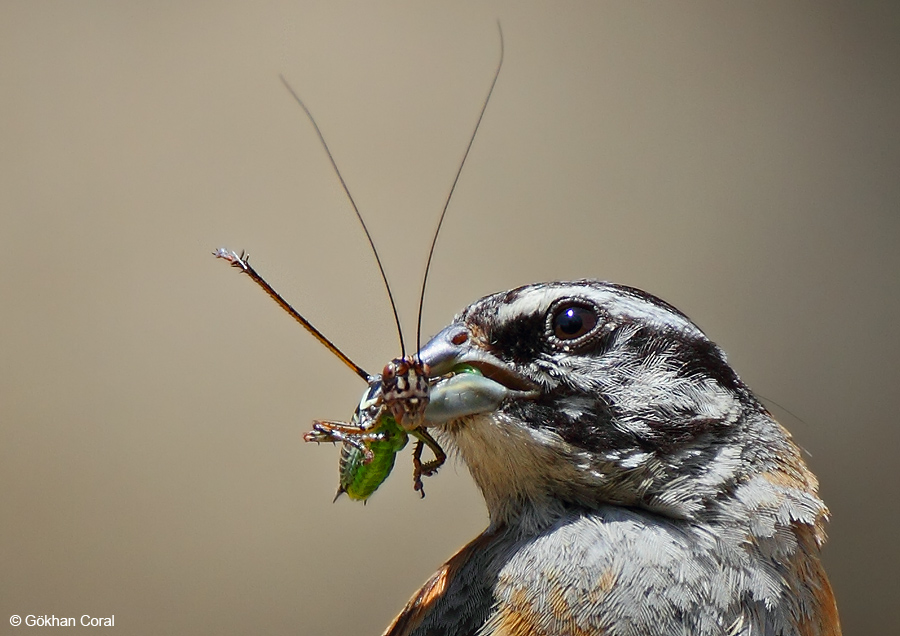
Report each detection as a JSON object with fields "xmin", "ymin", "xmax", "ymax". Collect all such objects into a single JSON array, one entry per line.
[
  {"xmin": 214, "ymin": 249, "xmax": 371, "ymax": 381},
  {"xmin": 279, "ymin": 75, "xmax": 407, "ymax": 357},
  {"xmin": 415, "ymin": 22, "xmax": 504, "ymax": 351}
]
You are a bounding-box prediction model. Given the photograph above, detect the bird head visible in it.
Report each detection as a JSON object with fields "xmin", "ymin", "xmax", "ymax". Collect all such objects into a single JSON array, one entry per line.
[{"xmin": 419, "ymin": 280, "xmax": 826, "ymax": 541}]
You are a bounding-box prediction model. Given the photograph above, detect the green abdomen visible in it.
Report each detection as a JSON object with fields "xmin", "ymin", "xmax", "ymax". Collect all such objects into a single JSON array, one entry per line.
[{"xmin": 339, "ymin": 415, "xmax": 408, "ymax": 501}]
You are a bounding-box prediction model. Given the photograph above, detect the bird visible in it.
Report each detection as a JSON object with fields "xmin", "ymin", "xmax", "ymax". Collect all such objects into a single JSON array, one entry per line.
[{"xmin": 381, "ymin": 280, "xmax": 841, "ymax": 636}]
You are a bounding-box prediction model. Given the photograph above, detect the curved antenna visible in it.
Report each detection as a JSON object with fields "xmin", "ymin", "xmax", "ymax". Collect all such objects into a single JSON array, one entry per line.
[
  {"xmin": 280, "ymin": 75, "xmax": 407, "ymax": 357},
  {"xmin": 415, "ymin": 22, "xmax": 504, "ymax": 351}
]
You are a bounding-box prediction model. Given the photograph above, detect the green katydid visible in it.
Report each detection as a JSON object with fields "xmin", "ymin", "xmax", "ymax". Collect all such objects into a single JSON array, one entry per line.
[
  {"xmin": 305, "ymin": 364, "xmax": 481, "ymax": 501},
  {"xmin": 213, "ymin": 25, "xmax": 503, "ymax": 500},
  {"xmin": 214, "ymin": 248, "xmax": 449, "ymax": 499}
]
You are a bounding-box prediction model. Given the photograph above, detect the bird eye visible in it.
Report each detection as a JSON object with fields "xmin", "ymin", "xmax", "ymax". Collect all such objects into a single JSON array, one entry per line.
[{"xmin": 552, "ymin": 303, "xmax": 598, "ymax": 340}]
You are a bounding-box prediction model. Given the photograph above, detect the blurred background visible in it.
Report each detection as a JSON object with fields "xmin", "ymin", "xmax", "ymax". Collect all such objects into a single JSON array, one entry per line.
[{"xmin": 2, "ymin": 2, "xmax": 897, "ymax": 634}]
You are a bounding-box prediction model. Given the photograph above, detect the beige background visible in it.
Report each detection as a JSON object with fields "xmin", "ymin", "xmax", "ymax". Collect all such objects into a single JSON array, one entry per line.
[{"xmin": 2, "ymin": 2, "xmax": 898, "ymax": 634}]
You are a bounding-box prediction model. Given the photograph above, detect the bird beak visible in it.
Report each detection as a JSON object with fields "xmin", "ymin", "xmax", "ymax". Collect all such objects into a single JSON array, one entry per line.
[{"xmin": 417, "ymin": 323, "xmax": 540, "ymax": 425}]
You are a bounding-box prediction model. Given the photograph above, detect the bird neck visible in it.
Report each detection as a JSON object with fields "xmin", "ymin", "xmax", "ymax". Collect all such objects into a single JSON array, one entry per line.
[{"xmin": 443, "ymin": 409, "xmax": 829, "ymax": 547}]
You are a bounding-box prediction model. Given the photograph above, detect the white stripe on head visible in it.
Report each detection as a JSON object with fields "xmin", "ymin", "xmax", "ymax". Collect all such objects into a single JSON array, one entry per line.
[{"xmin": 494, "ymin": 281, "xmax": 704, "ymax": 338}]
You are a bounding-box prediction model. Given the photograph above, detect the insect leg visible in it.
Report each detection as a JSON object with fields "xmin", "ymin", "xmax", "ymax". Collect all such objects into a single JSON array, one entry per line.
[
  {"xmin": 306, "ymin": 419, "xmax": 387, "ymax": 437},
  {"xmin": 410, "ymin": 429, "xmax": 447, "ymax": 497},
  {"xmin": 304, "ymin": 420, "xmax": 390, "ymax": 463},
  {"xmin": 213, "ymin": 249, "xmax": 370, "ymax": 380}
]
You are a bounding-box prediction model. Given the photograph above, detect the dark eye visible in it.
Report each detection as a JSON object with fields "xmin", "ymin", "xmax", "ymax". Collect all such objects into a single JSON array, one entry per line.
[{"xmin": 552, "ymin": 304, "xmax": 598, "ymax": 340}]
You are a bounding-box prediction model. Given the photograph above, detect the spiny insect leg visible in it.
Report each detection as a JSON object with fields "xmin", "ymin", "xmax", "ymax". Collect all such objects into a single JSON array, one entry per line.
[
  {"xmin": 306, "ymin": 420, "xmax": 390, "ymax": 438},
  {"xmin": 304, "ymin": 420, "xmax": 389, "ymax": 463}
]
